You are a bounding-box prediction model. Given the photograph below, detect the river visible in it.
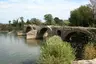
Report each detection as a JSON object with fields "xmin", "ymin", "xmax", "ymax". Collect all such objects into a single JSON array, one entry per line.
[{"xmin": 0, "ymin": 32, "xmax": 41, "ymax": 64}]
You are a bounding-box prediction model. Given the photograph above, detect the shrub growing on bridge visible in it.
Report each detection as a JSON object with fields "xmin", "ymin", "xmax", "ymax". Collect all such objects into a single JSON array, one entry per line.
[{"xmin": 38, "ymin": 36, "xmax": 75, "ymax": 64}]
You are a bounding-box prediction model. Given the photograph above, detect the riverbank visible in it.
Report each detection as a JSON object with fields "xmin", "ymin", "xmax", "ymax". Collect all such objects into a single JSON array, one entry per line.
[
  {"xmin": 73, "ymin": 58, "xmax": 96, "ymax": 64},
  {"xmin": 0, "ymin": 31, "xmax": 9, "ymax": 32}
]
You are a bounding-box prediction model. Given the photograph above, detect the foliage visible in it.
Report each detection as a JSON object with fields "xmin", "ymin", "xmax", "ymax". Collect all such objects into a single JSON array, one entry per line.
[
  {"xmin": 83, "ymin": 42, "xmax": 96, "ymax": 60},
  {"xmin": 9, "ymin": 20, "xmax": 11, "ymax": 25},
  {"xmin": 26, "ymin": 19, "xmax": 31, "ymax": 24},
  {"xmin": 69, "ymin": 5, "xmax": 94, "ymax": 27},
  {"xmin": 12, "ymin": 17, "xmax": 25, "ymax": 30},
  {"xmin": 54, "ymin": 17, "xmax": 64, "ymax": 26},
  {"xmin": 8, "ymin": 20, "xmax": 12, "ymax": 31},
  {"xmin": 0, "ymin": 24, "xmax": 10, "ymax": 31},
  {"xmin": 44, "ymin": 14, "xmax": 55, "ymax": 25},
  {"xmin": 63, "ymin": 20, "xmax": 71, "ymax": 26},
  {"xmin": 12, "ymin": 19, "xmax": 18, "ymax": 27},
  {"xmin": 38, "ymin": 36, "xmax": 75, "ymax": 64},
  {"xmin": 20, "ymin": 17, "xmax": 24, "ymax": 30},
  {"xmin": 30, "ymin": 18, "xmax": 42, "ymax": 25}
]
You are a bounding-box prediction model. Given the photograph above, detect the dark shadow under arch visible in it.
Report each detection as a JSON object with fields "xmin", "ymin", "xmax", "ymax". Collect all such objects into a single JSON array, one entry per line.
[
  {"xmin": 38, "ymin": 28, "xmax": 48, "ymax": 39},
  {"xmin": 65, "ymin": 32, "xmax": 89, "ymax": 43},
  {"xmin": 26, "ymin": 26, "xmax": 32, "ymax": 33},
  {"xmin": 57, "ymin": 30, "xmax": 61, "ymax": 36},
  {"xmin": 65, "ymin": 32, "xmax": 89, "ymax": 60}
]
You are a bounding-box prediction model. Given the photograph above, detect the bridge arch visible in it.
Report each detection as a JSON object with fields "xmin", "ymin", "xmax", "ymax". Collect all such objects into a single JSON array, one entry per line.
[
  {"xmin": 57, "ymin": 30, "xmax": 61, "ymax": 36},
  {"xmin": 65, "ymin": 32, "xmax": 89, "ymax": 43},
  {"xmin": 64, "ymin": 30, "xmax": 91, "ymax": 59},
  {"xmin": 64, "ymin": 29, "xmax": 91, "ymax": 42},
  {"xmin": 38, "ymin": 26, "xmax": 52, "ymax": 39},
  {"xmin": 25, "ymin": 25, "xmax": 37, "ymax": 33},
  {"xmin": 25, "ymin": 26, "xmax": 32, "ymax": 33}
]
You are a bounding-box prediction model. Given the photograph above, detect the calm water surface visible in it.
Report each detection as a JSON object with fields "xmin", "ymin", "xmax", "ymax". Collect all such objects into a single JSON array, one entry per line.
[{"xmin": 0, "ymin": 32, "xmax": 41, "ymax": 64}]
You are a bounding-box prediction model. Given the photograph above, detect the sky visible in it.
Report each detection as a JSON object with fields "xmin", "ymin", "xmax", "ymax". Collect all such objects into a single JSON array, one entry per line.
[{"xmin": 0, "ymin": 0, "xmax": 90, "ymax": 23}]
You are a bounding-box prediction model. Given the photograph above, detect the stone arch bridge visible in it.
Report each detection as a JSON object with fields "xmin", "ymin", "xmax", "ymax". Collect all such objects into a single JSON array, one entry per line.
[
  {"xmin": 24, "ymin": 25, "xmax": 96, "ymax": 41},
  {"xmin": 24, "ymin": 25, "xmax": 96, "ymax": 59}
]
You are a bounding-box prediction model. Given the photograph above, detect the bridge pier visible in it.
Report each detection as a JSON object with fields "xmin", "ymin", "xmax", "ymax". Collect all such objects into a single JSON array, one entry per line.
[{"xmin": 26, "ymin": 30, "xmax": 37, "ymax": 39}]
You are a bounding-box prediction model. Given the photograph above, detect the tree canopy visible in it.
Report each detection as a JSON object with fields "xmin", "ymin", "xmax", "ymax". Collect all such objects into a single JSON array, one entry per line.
[
  {"xmin": 69, "ymin": 5, "xmax": 94, "ymax": 27},
  {"xmin": 30, "ymin": 18, "xmax": 42, "ymax": 25},
  {"xmin": 54, "ymin": 17, "xmax": 64, "ymax": 26},
  {"xmin": 44, "ymin": 14, "xmax": 55, "ymax": 25}
]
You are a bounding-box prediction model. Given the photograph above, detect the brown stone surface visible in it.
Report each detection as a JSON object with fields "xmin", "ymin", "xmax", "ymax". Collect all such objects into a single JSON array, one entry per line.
[{"xmin": 72, "ymin": 58, "xmax": 96, "ymax": 64}]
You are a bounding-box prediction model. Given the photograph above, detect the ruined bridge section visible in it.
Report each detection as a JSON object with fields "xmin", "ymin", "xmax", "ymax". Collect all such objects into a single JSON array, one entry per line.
[
  {"xmin": 24, "ymin": 25, "xmax": 96, "ymax": 59},
  {"xmin": 24, "ymin": 25, "xmax": 96, "ymax": 42},
  {"xmin": 24, "ymin": 25, "xmax": 52, "ymax": 39},
  {"xmin": 51, "ymin": 26, "xmax": 96, "ymax": 42}
]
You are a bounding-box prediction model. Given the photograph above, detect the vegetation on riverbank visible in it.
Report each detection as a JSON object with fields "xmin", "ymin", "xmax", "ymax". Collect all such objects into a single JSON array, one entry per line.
[
  {"xmin": 38, "ymin": 36, "xmax": 75, "ymax": 64},
  {"xmin": 37, "ymin": 36, "xmax": 96, "ymax": 64},
  {"xmin": 83, "ymin": 42, "xmax": 96, "ymax": 60}
]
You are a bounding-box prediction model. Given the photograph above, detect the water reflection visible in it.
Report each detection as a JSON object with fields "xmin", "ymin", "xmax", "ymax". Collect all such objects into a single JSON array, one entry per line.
[
  {"xmin": 21, "ymin": 60, "xmax": 37, "ymax": 64},
  {"xmin": 26, "ymin": 39, "xmax": 42, "ymax": 46},
  {"xmin": 0, "ymin": 32, "xmax": 41, "ymax": 64}
]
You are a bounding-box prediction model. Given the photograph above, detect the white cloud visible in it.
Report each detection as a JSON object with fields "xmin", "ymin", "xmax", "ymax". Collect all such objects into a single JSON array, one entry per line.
[{"xmin": 0, "ymin": 0, "xmax": 89, "ymax": 23}]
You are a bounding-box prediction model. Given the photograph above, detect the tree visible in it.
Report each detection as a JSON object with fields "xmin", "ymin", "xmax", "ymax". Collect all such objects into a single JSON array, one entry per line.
[
  {"xmin": 69, "ymin": 5, "xmax": 94, "ymax": 27},
  {"xmin": 9, "ymin": 20, "xmax": 11, "ymax": 27},
  {"xmin": 44, "ymin": 14, "xmax": 55, "ymax": 25},
  {"xmin": 26, "ymin": 19, "xmax": 31, "ymax": 24},
  {"xmin": 54, "ymin": 17, "xmax": 64, "ymax": 25},
  {"xmin": 8, "ymin": 20, "xmax": 12, "ymax": 31},
  {"xmin": 12, "ymin": 20, "xmax": 18, "ymax": 27},
  {"xmin": 20, "ymin": 17, "xmax": 24, "ymax": 30},
  {"xmin": 9, "ymin": 20, "xmax": 11, "ymax": 25},
  {"xmin": 30, "ymin": 18, "xmax": 42, "ymax": 25},
  {"xmin": 20, "ymin": 17, "xmax": 24, "ymax": 22},
  {"xmin": 90, "ymin": 0, "xmax": 96, "ymax": 26}
]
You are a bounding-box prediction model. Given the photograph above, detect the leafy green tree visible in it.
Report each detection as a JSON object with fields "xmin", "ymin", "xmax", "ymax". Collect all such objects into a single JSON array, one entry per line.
[
  {"xmin": 26, "ymin": 19, "xmax": 31, "ymax": 24},
  {"xmin": 44, "ymin": 14, "xmax": 55, "ymax": 25},
  {"xmin": 69, "ymin": 5, "xmax": 94, "ymax": 27},
  {"xmin": 12, "ymin": 20, "xmax": 18, "ymax": 27},
  {"xmin": 54, "ymin": 17, "xmax": 64, "ymax": 25},
  {"xmin": 30, "ymin": 18, "xmax": 42, "ymax": 25},
  {"xmin": 20, "ymin": 17, "xmax": 24, "ymax": 30}
]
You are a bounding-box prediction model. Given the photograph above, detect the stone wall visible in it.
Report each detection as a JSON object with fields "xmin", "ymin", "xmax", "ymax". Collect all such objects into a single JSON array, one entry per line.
[{"xmin": 72, "ymin": 58, "xmax": 96, "ymax": 64}]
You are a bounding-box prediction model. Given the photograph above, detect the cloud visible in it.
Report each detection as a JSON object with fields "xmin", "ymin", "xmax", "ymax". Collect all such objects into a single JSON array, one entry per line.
[{"xmin": 0, "ymin": 0, "xmax": 89, "ymax": 23}]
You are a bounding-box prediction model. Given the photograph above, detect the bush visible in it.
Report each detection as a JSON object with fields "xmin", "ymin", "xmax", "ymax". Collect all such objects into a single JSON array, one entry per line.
[
  {"xmin": 38, "ymin": 36, "xmax": 75, "ymax": 64},
  {"xmin": 83, "ymin": 42, "xmax": 96, "ymax": 60}
]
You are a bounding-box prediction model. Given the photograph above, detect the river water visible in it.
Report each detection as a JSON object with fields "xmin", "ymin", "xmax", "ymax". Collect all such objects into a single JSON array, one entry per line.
[{"xmin": 0, "ymin": 32, "xmax": 41, "ymax": 64}]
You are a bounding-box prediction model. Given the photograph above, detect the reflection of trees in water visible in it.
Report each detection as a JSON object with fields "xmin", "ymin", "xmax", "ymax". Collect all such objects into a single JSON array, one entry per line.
[
  {"xmin": 65, "ymin": 32, "xmax": 88, "ymax": 60},
  {"xmin": 25, "ymin": 39, "xmax": 42, "ymax": 46}
]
